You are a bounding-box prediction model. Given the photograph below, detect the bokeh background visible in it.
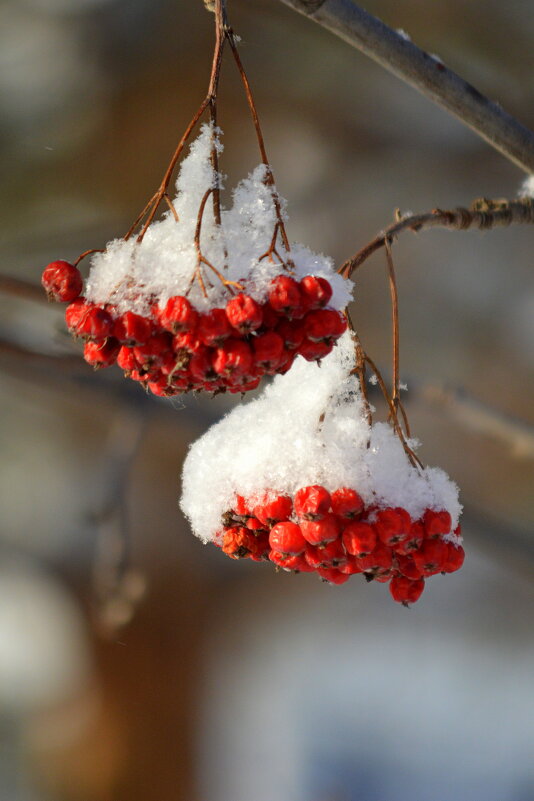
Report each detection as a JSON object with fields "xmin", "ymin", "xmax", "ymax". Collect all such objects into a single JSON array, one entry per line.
[{"xmin": 0, "ymin": 0, "xmax": 533, "ymax": 799}]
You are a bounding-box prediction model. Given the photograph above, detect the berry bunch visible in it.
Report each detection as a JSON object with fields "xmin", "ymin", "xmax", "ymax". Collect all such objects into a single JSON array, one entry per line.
[
  {"xmin": 216, "ymin": 486, "xmax": 464, "ymax": 605},
  {"xmin": 42, "ymin": 261, "xmax": 346, "ymax": 396}
]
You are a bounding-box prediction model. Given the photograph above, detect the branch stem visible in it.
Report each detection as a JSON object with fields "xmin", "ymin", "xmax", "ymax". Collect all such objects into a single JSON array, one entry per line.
[{"xmin": 277, "ymin": 0, "xmax": 534, "ymax": 174}]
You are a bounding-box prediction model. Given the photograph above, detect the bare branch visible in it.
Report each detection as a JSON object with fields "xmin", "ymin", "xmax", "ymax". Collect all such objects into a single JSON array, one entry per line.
[
  {"xmin": 423, "ymin": 385, "xmax": 534, "ymax": 460},
  {"xmin": 277, "ymin": 0, "xmax": 534, "ymax": 174},
  {"xmin": 340, "ymin": 197, "xmax": 534, "ymax": 278}
]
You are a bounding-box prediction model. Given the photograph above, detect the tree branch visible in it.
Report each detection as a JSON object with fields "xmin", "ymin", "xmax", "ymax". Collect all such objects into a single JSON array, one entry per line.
[
  {"xmin": 277, "ymin": 0, "xmax": 534, "ymax": 174},
  {"xmin": 340, "ymin": 197, "xmax": 534, "ymax": 278}
]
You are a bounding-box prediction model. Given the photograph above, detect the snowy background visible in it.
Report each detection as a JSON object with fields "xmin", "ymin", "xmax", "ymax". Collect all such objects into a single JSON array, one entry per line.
[{"xmin": 0, "ymin": 0, "xmax": 532, "ymax": 800}]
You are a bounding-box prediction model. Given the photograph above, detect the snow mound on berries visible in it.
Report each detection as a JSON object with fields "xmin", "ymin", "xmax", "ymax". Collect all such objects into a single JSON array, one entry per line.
[
  {"xmin": 180, "ymin": 332, "xmax": 462, "ymax": 543},
  {"xmin": 85, "ymin": 124, "xmax": 351, "ymax": 314}
]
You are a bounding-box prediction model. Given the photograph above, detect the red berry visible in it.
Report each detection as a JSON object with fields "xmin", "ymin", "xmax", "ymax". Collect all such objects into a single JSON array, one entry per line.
[
  {"xmin": 442, "ymin": 543, "xmax": 465, "ymax": 573},
  {"xmin": 300, "ymin": 513, "xmax": 340, "ymax": 546},
  {"xmin": 395, "ymin": 521, "xmax": 425, "ymax": 555},
  {"xmin": 188, "ymin": 347, "xmax": 217, "ymax": 383},
  {"xmin": 269, "ymin": 521, "xmax": 306, "ymax": 555},
  {"xmin": 253, "ymin": 495, "xmax": 293, "ymax": 526},
  {"xmin": 253, "ymin": 331, "xmax": 285, "ymax": 372},
  {"xmin": 268, "ymin": 275, "xmax": 302, "ymax": 315},
  {"xmin": 117, "ymin": 345, "xmax": 138, "ymax": 375},
  {"xmin": 395, "ymin": 553, "xmax": 422, "ymax": 580},
  {"xmin": 245, "ymin": 517, "xmax": 267, "ymax": 533},
  {"xmin": 413, "ymin": 539, "xmax": 448, "ymax": 576},
  {"xmin": 342, "ymin": 521, "xmax": 377, "ymax": 558},
  {"xmin": 197, "ymin": 308, "xmax": 233, "ymax": 346},
  {"xmin": 159, "ymin": 296, "xmax": 198, "ymax": 334},
  {"xmin": 133, "ymin": 333, "xmax": 172, "ymax": 369},
  {"xmin": 42, "ymin": 260, "xmax": 83, "ymax": 303},
  {"xmin": 269, "ymin": 551, "xmax": 314, "ymax": 572},
  {"xmin": 83, "ymin": 338, "xmax": 120, "ymax": 369},
  {"xmin": 423, "ymin": 509, "xmax": 452, "ymax": 538},
  {"xmin": 389, "ymin": 576, "xmax": 425, "ymax": 605},
  {"xmin": 173, "ymin": 330, "xmax": 202, "ymax": 353},
  {"xmin": 375, "ymin": 508, "xmax": 411, "ymax": 546},
  {"xmin": 112, "ymin": 311, "xmax": 153, "ymax": 344},
  {"xmin": 225, "ymin": 294, "xmax": 263, "ymax": 334},
  {"xmin": 275, "ymin": 318, "xmax": 306, "ymax": 350},
  {"xmin": 69, "ymin": 302, "xmax": 113, "ymax": 340},
  {"xmin": 234, "ymin": 495, "xmax": 251, "ymax": 517},
  {"xmin": 338, "ymin": 557, "xmax": 364, "ymax": 575},
  {"xmin": 294, "ymin": 485, "xmax": 331, "ymax": 520},
  {"xmin": 331, "ymin": 487, "xmax": 364, "ymax": 518},
  {"xmin": 222, "ymin": 527, "xmax": 256, "ymax": 559},
  {"xmin": 299, "ymin": 275, "xmax": 332, "ymax": 309},
  {"xmin": 316, "ymin": 567, "xmax": 350, "ymax": 585},
  {"xmin": 304, "ymin": 309, "xmax": 347, "ymax": 343},
  {"xmin": 213, "ymin": 339, "xmax": 253, "ymax": 378},
  {"xmin": 304, "ymin": 540, "xmax": 347, "ymax": 568},
  {"xmin": 260, "ymin": 302, "xmax": 281, "ymax": 330},
  {"xmin": 298, "ymin": 339, "xmax": 333, "ymax": 362},
  {"xmin": 357, "ymin": 544, "xmax": 394, "ymax": 575}
]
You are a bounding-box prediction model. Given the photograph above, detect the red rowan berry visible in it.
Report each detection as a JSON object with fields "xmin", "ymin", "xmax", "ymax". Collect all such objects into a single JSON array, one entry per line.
[
  {"xmin": 331, "ymin": 487, "xmax": 364, "ymax": 518},
  {"xmin": 342, "ymin": 521, "xmax": 377, "ymax": 557},
  {"xmin": 197, "ymin": 308, "xmax": 233, "ymax": 346},
  {"xmin": 234, "ymin": 495, "xmax": 251, "ymax": 517},
  {"xmin": 395, "ymin": 521, "xmax": 425, "ymax": 555},
  {"xmin": 395, "ymin": 553, "xmax": 422, "ymax": 580},
  {"xmin": 298, "ymin": 338, "xmax": 333, "ymax": 362},
  {"xmin": 133, "ymin": 333, "xmax": 172, "ymax": 369},
  {"xmin": 253, "ymin": 331, "xmax": 285, "ymax": 372},
  {"xmin": 225, "ymin": 294, "xmax": 263, "ymax": 334},
  {"xmin": 442, "ymin": 543, "xmax": 465, "ymax": 573},
  {"xmin": 300, "ymin": 513, "xmax": 340, "ymax": 546},
  {"xmin": 42, "ymin": 260, "xmax": 83, "ymax": 303},
  {"xmin": 260, "ymin": 302, "xmax": 281, "ymax": 329},
  {"xmin": 423, "ymin": 509, "xmax": 452, "ymax": 538},
  {"xmin": 269, "ymin": 521, "xmax": 306, "ymax": 555},
  {"xmin": 375, "ymin": 508, "xmax": 411, "ymax": 546},
  {"xmin": 113, "ymin": 311, "xmax": 153, "ymax": 345},
  {"xmin": 72, "ymin": 303, "xmax": 113, "ymax": 341},
  {"xmin": 294, "ymin": 485, "xmax": 331, "ymax": 520},
  {"xmin": 253, "ymin": 495, "xmax": 292, "ymax": 526},
  {"xmin": 268, "ymin": 275, "xmax": 302, "ymax": 315},
  {"xmin": 173, "ymin": 330, "xmax": 202, "ymax": 353},
  {"xmin": 188, "ymin": 347, "xmax": 217, "ymax": 382},
  {"xmin": 317, "ymin": 567, "xmax": 350, "ymax": 585},
  {"xmin": 299, "ymin": 275, "xmax": 332, "ymax": 309},
  {"xmin": 275, "ymin": 318, "xmax": 306, "ymax": 350},
  {"xmin": 338, "ymin": 556, "xmax": 364, "ymax": 575},
  {"xmin": 245, "ymin": 517, "xmax": 267, "ymax": 533},
  {"xmin": 83, "ymin": 338, "xmax": 120, "ymax": 369},
  {"xmin": 213, "ymin": 339, "xmax": 253, "ymax": 377},
  {"xmin": 389, "ymin": 575, "xmax": 425, "ymax": 605},
  {"xmin": 222, "ymin": 527, "xmax": 255, "ymax": 559},
  {"xmin": 159, "ymin": 296, "xmax": 198, "ymax": 334},
  {"xmin": 304, "ymin": 540, "xmax": 347, "ymax": 569},
  {"xmin": 304, "ymin": 309, "xmax": 347, "ymax": 343},
  {"xmin": 413, "ymin": 539, "xmax": 448, "ymax": 576},
  {"xmin": 357, "ymin": 543, "xmax": 393, "ymax": 575},
  {"xmin": 117, "ymin": 345, "xmax": 138, "ymax": 375}
]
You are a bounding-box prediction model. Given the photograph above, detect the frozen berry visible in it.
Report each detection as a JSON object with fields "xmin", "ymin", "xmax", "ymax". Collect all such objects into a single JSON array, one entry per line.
[
  {"xmin": 375, "ymin": 508, "xmax": 411, "ymax": 547},
  {"xmin": 268, "ymin": 275, "xmax": 302, "ymax": 315},
  {"xmin": 298, "ymin": 339, "xmax": 333, "ymax": 362},
  {"xmin": 305, "ymin": 539, "xmax": 347, "ymax": 568},
  {"xmin": 197, "ymin": 308, "xmax": 233, "ymax": 346},
  {"xmin": 275, "ymin": 318, "xmax": 306, "ymax": 350},
  {"xmin": 331, "ymin": 487, "xmax": 364, "ymax": 518},
  {"xmin": 442, "ymin": 543, "xmax": 465, "ymax": 573},
  {"xmin": 213, "ymin": 339, "xmax": 253, "ymax": 378},
  {"xmin": 413, "ymin": 539, "xmax": 448, "ymax": 576},
  {"xmin": 342, "ymin": 521, "xmax": 377, "ymax": 557},
  {"xmin": 423, "ymin": 509, "xmax": 452, "ymax": 538},
  {"xmin": 253, "ymin": 494, "xmax": 292, "ymax": 526},
  {"xmin": 299, "ymin": 275, "xmax": 332, "ymax": 309},
  {"xmin": 113, "ymin": 311, "xmax": 153, "ymax": 345},
  {"xmin": 159, "ymin": 296, "xmax": 198, "ymax": 334},
  {"xmin": 300, "ymin": 513, "xmax": 340, "ymax": 546},
  {"xmin": 69, "ymin": 302, "xmax": 113, "ymax": 340},
  {"xmin": 253, "ymin": 332, "xmax": 285, "ymax": 372},
  {"xmin": 225, "ymin": 294, "xmax": 263, "ymax": 334},
  {"xmin": 294, "ymin": 485, "xmax": 331, "ymax": 520},
  {"xmin": 83, "ymin": 338, "xmax": 120, "ymax": 369},
  {"xmin": 317, "ymin": 567, "xmax": 350, "ymax": 585},
  {"xmin": 304, "ymin": 309, "xmax": 347, "ymax": 343}
]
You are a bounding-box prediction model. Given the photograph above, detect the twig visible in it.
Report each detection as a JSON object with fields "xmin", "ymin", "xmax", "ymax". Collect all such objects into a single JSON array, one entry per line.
[
  {"xmin": 276, "ymin": 0, "xmax": 534, "ymax": 174},
  {"xmin": 423, "ymin": 384, "xmax": 534, "ymax": 460},
  {"xmin": 340, "ymin": 197, "xmax": 534, "ymax": 278}
]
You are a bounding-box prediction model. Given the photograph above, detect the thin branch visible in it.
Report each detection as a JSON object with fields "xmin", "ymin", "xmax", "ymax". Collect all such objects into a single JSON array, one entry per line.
[
  {"xmin": 340, "ymin": 197, "xmax": 534, "ymax": 278},
  {"xmin": 423, "ymin": 384, "xmax": 534, "ymax": 460},
  {"xmin": 277, "ymin": 0, "xmax": 534, "ymax": 174}
]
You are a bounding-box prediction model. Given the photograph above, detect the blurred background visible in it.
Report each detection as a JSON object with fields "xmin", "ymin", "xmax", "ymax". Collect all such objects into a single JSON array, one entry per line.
[{"xmin": 0, "ymin": 0, "xmax": 533, "ymax": 799}]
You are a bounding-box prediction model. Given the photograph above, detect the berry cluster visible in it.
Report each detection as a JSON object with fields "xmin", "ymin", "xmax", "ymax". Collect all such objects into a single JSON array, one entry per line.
[
  {"xmin": 42, "ymin": 261, "xmax": 347, "ymax": 396},
  {"xmin": 216, "ymin": 485, "xmax": 464, "ymax": 605}
]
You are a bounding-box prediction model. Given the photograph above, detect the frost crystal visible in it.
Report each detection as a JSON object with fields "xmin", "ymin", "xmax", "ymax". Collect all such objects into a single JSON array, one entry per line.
[
  {"xmin": 85, "ymin": 125, "xmax": 352, "ymax": 314},
  {"xmin": 180, "ymin": 332, "xmax": 462, "ymax": 543}
]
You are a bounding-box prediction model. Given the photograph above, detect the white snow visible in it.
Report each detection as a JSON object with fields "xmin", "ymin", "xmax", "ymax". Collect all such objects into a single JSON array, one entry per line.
[
  {"xmin": 85, "ymin": 124, "xmax": 352, "ymax": 314},
  {"xmin": 180, "ymin": 331, "xmax": 462, "ymax": 543}
]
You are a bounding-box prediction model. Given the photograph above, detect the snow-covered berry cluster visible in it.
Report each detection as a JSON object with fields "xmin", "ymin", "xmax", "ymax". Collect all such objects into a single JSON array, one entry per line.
[
  {"xmin": 217, "ymin": 487, "xmax": 464, "ymax": 604},
  {"xmin": 180, "ymin": 331, "xmax": 464, "ymax": 606},
  {"xmin": 41, "ymin": 126, "xmax": 351, "ymax": 396}
]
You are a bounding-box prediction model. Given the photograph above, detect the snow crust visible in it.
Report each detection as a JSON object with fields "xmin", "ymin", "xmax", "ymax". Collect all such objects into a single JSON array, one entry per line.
[
  {"xmin": 85, "ymin": 125, "xmax": 352, "ymax": 314},
  {"xmin": 180, "ymin": 332, "xmax": 462, "ymax": 543}
]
